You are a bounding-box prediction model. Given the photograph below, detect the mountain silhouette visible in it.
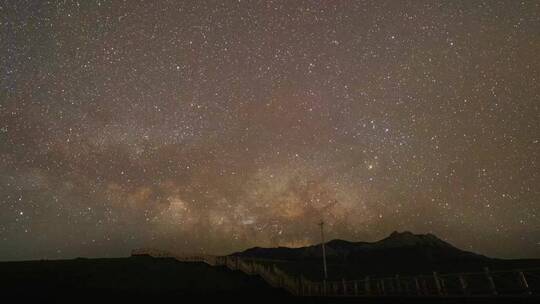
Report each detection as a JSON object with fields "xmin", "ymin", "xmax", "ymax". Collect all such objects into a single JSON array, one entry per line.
[
  {"xmin": 234, "ymin": 231, "xmax": 483, "ymax": 261},
  {"xmin": 232, "ymin": 231, "xmax": 540, "ymax": 280}
]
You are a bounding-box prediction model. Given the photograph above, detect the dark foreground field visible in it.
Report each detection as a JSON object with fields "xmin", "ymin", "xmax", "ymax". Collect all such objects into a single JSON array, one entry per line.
[
  {"xmin": 0, "ymin": 256, "xmax": 538, "ymax": 304},
  {"xmin": 0, "ymin": 255, "xmax": 288, "ymax": 301}
]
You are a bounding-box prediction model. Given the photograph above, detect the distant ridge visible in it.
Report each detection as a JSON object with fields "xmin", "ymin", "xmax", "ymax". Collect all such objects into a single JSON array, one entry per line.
[
  {"xmin": 232, "ymin": 231, "xmax": 488, "ymax": 265},
  {"xmin": 124, "ymin": 231, "xmax": 540, "ymax": 281},
  {"xmin": 229, "ymin": 231, "xmax": 540, "ymax": 279}
]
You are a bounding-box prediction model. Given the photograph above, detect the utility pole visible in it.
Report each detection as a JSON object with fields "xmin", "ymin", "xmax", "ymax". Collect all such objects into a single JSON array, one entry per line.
[{"xmin": 318, "ymin": 221, "xmax": 328, "ymax": 280}]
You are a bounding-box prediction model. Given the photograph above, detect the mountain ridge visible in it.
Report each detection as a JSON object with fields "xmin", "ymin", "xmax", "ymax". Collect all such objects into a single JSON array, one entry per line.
[
  {"xmin": 229, "ymin": 231, "xmax": 540, "ymax": 280},
  {"xmin": 232, "ymin": 230, "xmax": 487, "ymax": 263}
]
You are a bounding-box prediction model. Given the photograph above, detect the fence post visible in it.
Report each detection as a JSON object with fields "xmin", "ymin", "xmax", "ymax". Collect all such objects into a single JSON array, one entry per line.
[
  {"xmin": 517, "ymin": 271, "xmax": 532, "ymax": 295},
  {"xmin": 380, "ymin": 279, "xmax": 386, "ymax": 295},
  {"xmin": 354, "ymin": 281, "xmax": 358, "ymax": 295},
  {"xmin": 342, "ymin": 278, "xmax": 347, "ymax": 295},
  {"xmin": 440, "ymin": 276, "xmax": 447, "ymax": 295},
  {"xmin": 403, "ymin": 278, "xmax": 409, "ymax": 294},
  {"xmin": 422, "ymin": 278, "xmax": 429, "ymax": 295},
  {"xmin": 388, "ymin": 277, "xmax": 394, "ymax": 294},
  {"xmin": 365, "ymin": 276, "xmax": 371, "ymax": 295},
  {"xmin": 484, "ymin": 267, "xmax": 498, "ymax": 296},
  {"xmin": 433, "ymin": 272, "xmax": 443, "ymax": 296},
  {"xmin": 414, "ymin": 277, "xmax": 421, "ymax": 295},
  {"xmin": 395, "ymin": 274, "xmax": 402, "ymax": 294},
  {"xmin": 459, "ymin": 275, "xmax": 468, "ymax": 295}
]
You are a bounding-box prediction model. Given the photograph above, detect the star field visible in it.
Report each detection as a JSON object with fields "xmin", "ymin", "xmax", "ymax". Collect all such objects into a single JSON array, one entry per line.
[{"xmin": 1, "ymin": 0, "xmax": 539, "ymax": 260}]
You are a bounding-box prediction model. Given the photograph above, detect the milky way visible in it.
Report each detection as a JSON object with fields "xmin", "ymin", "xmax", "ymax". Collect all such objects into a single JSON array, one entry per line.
[{"xmin": 1, "ymin": 1, "xmax": 539, "ymax": 260}]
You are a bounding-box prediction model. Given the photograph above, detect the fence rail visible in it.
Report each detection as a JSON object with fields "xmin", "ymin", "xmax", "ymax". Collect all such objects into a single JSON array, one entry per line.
[{"xmin": 131, "ymin": 249, "xmax": 539, "ymax": 298}]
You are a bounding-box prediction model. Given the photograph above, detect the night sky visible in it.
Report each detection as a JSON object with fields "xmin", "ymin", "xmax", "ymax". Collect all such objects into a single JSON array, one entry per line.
[{"xmin": 1, "ymin": 1, "xmax": 539, "ymax": 261}]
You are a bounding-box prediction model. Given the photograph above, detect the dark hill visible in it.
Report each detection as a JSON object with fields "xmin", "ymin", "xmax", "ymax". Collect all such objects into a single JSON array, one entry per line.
[
  {"xmin": 233, "ymin": 231, "xmax": 540, "ymax": 280},
  {"xmin": 234, "ymin": 231, "xmax": 484, "ymax": 262}
]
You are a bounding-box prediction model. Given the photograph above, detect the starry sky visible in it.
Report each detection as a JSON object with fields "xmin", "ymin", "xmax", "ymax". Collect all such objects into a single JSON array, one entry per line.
[{"xmin": 1, "ymin": 0, "xmax": 539, "ymax": 261}]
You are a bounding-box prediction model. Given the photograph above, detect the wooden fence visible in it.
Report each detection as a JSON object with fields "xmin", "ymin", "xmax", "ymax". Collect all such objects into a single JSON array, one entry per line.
[
  {"xmin": 218, "ymin": 256, "xmax": 539, "ymax": 297},
  {"xmin": 131, "ymin": 249, "xmax": 539, "ymax": 297}
]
